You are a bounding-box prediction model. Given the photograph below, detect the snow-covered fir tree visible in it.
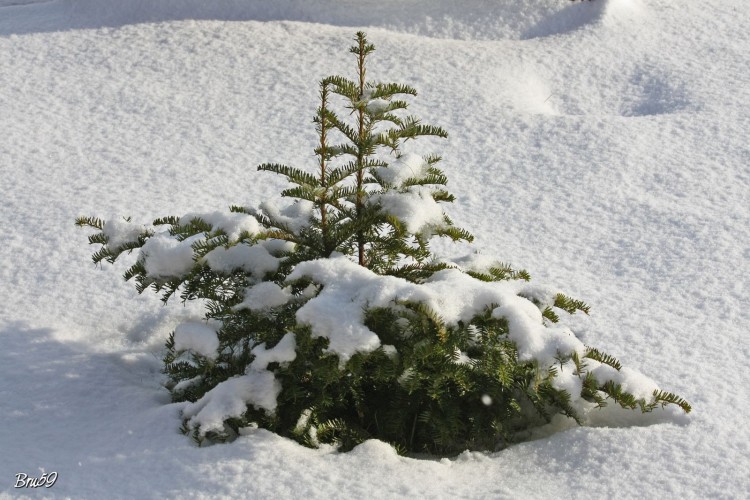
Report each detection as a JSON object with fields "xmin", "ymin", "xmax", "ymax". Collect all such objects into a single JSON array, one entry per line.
[{"xmin": 78, "ymin": 32, "xmax": 690, "ymax": 455}]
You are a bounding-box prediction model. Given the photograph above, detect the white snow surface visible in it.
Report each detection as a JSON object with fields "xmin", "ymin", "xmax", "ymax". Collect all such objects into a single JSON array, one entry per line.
[{"xmin": 1, "ymin": 0, "xmax": 749, "ymax": 498}]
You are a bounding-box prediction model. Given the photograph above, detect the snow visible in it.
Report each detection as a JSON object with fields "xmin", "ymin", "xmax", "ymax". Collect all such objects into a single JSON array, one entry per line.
[
  {"xmin": 2, "ymin": 0, "xmax": 749, "ymax": 498},
  {"xmin": 203, "ymin": 238, "xmax": 292, "ymax": 277},
  {"xmin": 260, "ymin": 199, "xmax": 314, "ymax": 234},
  {"xmin": 141, "ymin": 233, "xmax": 199, "ymax": 278},
  {"xmin": 182, "ymin": 333, "xmax": 297, "ymax": 434},
  {"xmin": 371, "ymin": 153, "xmax": 449, "ymax": 234},
  {"xmin": 365, "ymin": 97, "xmax": 390, "ymax": 114},
  {"xmin": 375, "ymin": 152, "xmax": 429, "ymax": 186},
  {"xmin": 235, "ymin": 282, "xmax": 293, "ymax": 311},
  {"xmin": 180, "ymin": 211, "xmax": 261, "ymax": 242},
  {"xmin": 173, "ymin": 322, "xmax": 220, "ymax": 360},
  {"xmin": 249, "ymin": 332, "xmax": 297, "ymax": 371},
  {"xmin": 288, "ymin": 256, "xmax": 671, "ymax": 417},
  {"xmin": 288, "ymin": 257, "xmax": 387, "ymax": 363},
  {"xmin": 371, "ymin": 186, "xmax": 446, "ymax": 235},
  {"xmin": 203, "ymin": 242, "xmax": 280, "ymax": 277},
  {"xmin": 182, "ymin": 371, "xmax": 281, "ymax": 434},
  {"xmin": 101, "ymin": 218, "xmax": 147, "ymax": 249}
]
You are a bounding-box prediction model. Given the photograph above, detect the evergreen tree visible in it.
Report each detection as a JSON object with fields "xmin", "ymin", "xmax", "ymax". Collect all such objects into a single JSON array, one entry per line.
[{"xmin": 78, "ymin": 32, "xmax": 690, "ymax": 455}]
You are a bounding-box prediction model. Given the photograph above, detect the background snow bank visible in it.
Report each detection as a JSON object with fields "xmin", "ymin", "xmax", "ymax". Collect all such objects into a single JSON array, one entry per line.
[
  {"xmin": 0, "ymin": 0, "xmax": 571, "ymax": 39},
  {"xmin": 1, "ymin": 0, "xmax": 748, "ymax": 498}
]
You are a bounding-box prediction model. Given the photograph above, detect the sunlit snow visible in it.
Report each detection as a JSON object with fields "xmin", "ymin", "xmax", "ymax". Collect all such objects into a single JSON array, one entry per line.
[{"xmin": 1, "ymin": 0, "xmax": 748, "ymax": 498}]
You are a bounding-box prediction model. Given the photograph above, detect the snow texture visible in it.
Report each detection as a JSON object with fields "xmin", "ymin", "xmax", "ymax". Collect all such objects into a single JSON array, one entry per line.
[
  {"xmin": 235, "ymin": 282, "xmax": 292, "ymax": 311},
  {"xmin": 102, "ymin": 218, "xmax": 146, "ymax": 249},
  {"xmin": 141, "ymin": 233, "xmax": 200, "ymax": 278},
  {"xmin": 371, "ymin": 153, "xmax": 447, "ymax": 234},
  {"xmin": 182, "ymin": 333, "xmax": 296, "ymax": 433},
  {"xmin": 173, "ymin": 322, "xmax": 220, "ymax": 360},
  {"xmin": 249, "ymin": 332, "xmax": 297, "ymax": 371},
  {"xmin": 287, "ymin": 255, "xmax": 667, "ymax": 417},
  {"xmin": 181, "ymin": 371, "xmax": 281, "ymax": 434},
  {"xmin": 370, "ymin": 186, "xmax": 446, "ymax": 235},
  {"xmin": 203, "ymin": 242, "xmax": 280, "ymax": 278},
  {"xmin": 1, "ymin": 0, "xmax": 749, "ymax": 498},
  {"xmin": 180, "ymin": 211, "xmax": 261, "ymax": 242},
  {"xmin": 260, "ymin": 199, "xmax": 314, "ymax": 234},
  {"xmin": 375, "ymin": 152, "xmax": 429, "ymax": 186}
]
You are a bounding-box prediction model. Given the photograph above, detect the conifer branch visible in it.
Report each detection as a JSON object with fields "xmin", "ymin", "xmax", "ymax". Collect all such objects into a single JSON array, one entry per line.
[
  {"xmin": 370, "ymin": 82, "xmax": 417, "ymax": 98},
  {"xmin": 74, "ymin": 216, "xmax": 104, "ymax": 230},
  {"xmin": 651, "ymin": 390, "xmax": 692, "ymax": 413},
  {"xmin": 542, "ymin": 306, "xmax": 560, "ymax": 324},
  {"xmin": 324, "ymin": 162, "xmax": 362, "ymax": 186},
  {"xmin": 153, "ymin": 215, "xmax": 181, "ymax": 226},
  {"xmin": 322, "ymin": 75, "xmax": 359, "ymax": 101},
  {"xmin": 258, "ymin": 164, "xmax": 319, "ymax": 187},
  {"xmin": 87, "ymin": 233, "xmax": 109, "ymax": 246},
  {"xmin": 554, "ymin": 293, "xmax": 591, "ymax": 315},
  {"xmin": 584, "ymin": 347, "xmax": 622, "ymax": 371}
]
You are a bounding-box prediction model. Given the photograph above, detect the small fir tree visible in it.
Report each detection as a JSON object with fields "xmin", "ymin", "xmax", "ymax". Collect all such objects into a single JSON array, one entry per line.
[{"xmin": 77, "ymin": 32, "xmax": 690, "ymax": 455}]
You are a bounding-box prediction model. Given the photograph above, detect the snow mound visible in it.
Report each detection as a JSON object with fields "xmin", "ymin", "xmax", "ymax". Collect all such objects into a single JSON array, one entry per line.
[
  {"xmin": 0, "ymin": 0, "xmax": 50, "ymax": 6},
  {"xmin": 1, "ymin": 0, "xmax": 579, "ymax": 40},
  {"xmin": 102, "ymin": 218, "xmax": 147, "ymax": 249},
  {"xmin": 523, "ymin": 0, "xmax": 645, "ymax": 40},
  {"xmin": 491, "ymin": 63, "xmax": 695, "ymax": 118},
  {"xmin": 349, "ymin": 439, "xmax": 402, "ymax": 462}
]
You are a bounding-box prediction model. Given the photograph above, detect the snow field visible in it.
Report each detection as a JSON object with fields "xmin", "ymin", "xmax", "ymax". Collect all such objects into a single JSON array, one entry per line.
[{"xmin": 1, "ymin": 0, "xmax": 749, "ymax": 498}]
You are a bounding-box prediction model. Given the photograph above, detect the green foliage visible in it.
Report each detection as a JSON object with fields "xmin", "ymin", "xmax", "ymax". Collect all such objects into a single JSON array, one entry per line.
[
  {"xmin": 584, "ymin": 346, "xmax": 622, "ymax": 371},
  {"xmin": 78, "ymin": 31, "xmax": 690, "ymax": 456},
  {"xmin": 650, "ymin": 390, "xmax": 692, "ymax": 413},
  {"xmin": 553, "ymin": 293, "xmax": 591, "ymax": 315}
]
